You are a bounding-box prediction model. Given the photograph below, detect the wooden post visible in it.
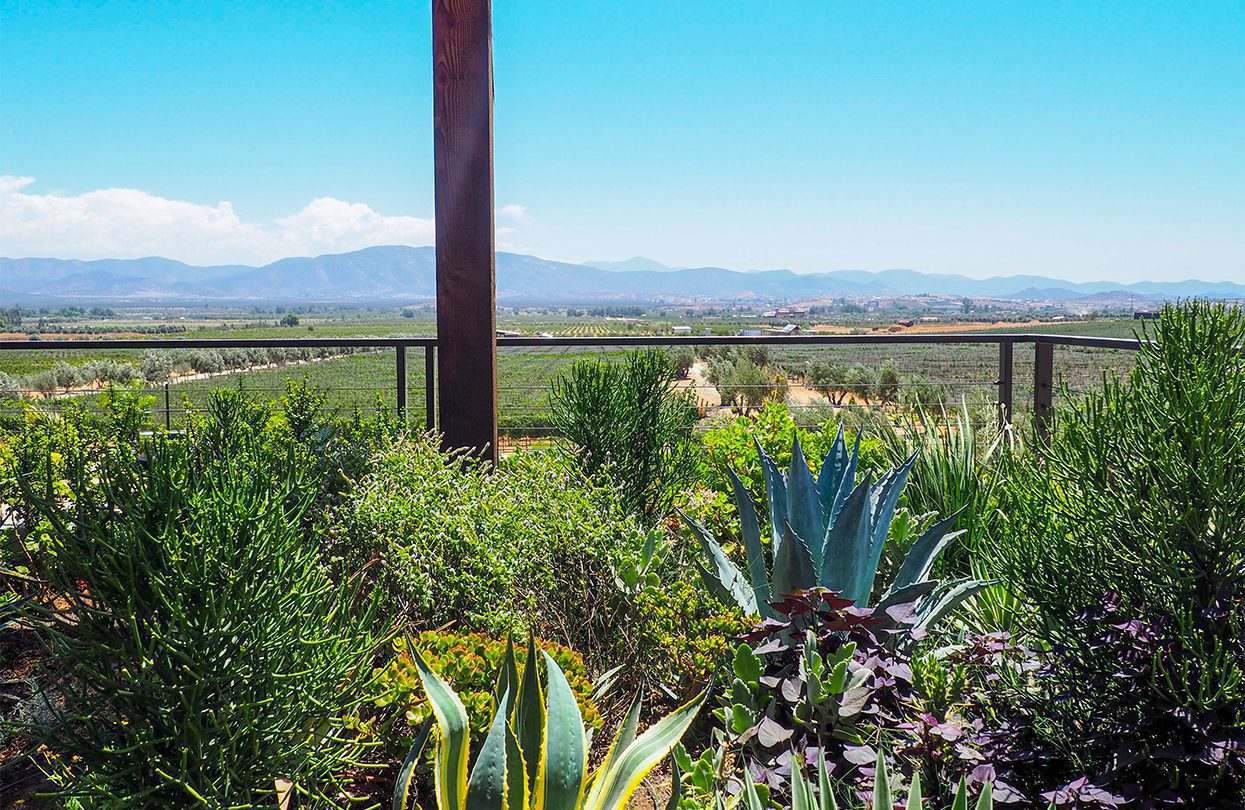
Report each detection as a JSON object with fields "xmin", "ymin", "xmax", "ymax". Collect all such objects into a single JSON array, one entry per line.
[
  {"xmin": 997, "ymin": 341, "xmax": 1013, "ymax": 429},
  {"xmin": 434, "ymin": 0, "xmax": 498, "ymax": 462},
  {"xmin": 425, "ymin": 345, "xmax": 437, "ymax": 432},
  {"xmin": 395, "ymin": 344, "xmax": 407, "ymax": 420},
  {"xmin": 1034, "ymin": 341, "xmax": 1054, "ymax": 442}
]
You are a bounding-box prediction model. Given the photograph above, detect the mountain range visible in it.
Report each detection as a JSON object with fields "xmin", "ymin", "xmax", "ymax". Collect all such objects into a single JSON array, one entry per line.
[{"xmin": 1, "ymin": 246, "xmax": 1241, "ymax": 304}]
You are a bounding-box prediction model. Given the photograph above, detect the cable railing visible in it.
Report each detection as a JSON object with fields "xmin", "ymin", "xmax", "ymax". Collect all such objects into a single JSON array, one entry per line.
[{"xmin": 0, "ymin": 333, "xmax": 1144, "ymax": 441}]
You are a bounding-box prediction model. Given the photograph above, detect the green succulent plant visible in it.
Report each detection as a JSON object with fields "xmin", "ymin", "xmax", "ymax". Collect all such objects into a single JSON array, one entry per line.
[
  {"xmin": 394, "ymin": 636, "xmax": 707, "ymax": 810},
  {"xmin": 679, "ymin": 428, "xmax": 990, "ymax": 631}
]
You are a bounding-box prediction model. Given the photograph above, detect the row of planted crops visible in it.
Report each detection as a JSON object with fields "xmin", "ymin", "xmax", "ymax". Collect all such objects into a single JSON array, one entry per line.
[{"xmin": 0, "ymin": 300, "xmax": 1241, "ymax": 809}]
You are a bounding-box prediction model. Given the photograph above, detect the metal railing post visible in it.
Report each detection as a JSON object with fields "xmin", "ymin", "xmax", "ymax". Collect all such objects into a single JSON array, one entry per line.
[
  {"xmin": 395, "ymin": 344, "xmax": 408, "ymax": 421},
  {"xmin": 425, "ymin": 345, "xmax": 437, "ymax": 432},
  {"xmin": 164, "ymin": 382, "xmax": 171, "ymax": 430},
  {"xmin": 1034, "ymin": 340, "xmax": 1054, "ymax": 441},
  {"xmin": 997, "ymin": 341, "xmax": 1013, "ymax": 429}
]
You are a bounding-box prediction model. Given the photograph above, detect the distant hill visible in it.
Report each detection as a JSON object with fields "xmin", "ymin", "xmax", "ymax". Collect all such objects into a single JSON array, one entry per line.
[{"xmin": 1, "ymin": 246, "xmax": 1241, "ymax": 303}]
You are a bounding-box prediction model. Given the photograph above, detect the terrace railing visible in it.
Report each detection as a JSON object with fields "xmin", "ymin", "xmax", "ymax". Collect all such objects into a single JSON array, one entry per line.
[{"xmin": 0, "ymin": 333, "xmax": 1144, "ymax": 442}]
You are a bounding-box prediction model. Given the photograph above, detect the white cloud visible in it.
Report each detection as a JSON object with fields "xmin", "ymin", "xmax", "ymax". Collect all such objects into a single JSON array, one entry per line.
[
  {"xmin": 499, "ymin": 203, "xmax": 527, "ymax": 221},
  {"xmin": 0, "ymin": 176, "xmax": 437, "ymax": 266}
]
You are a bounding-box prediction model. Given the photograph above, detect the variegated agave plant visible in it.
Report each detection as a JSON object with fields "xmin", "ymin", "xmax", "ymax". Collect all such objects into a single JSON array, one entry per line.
[
  {"xmin": 679, "ymin": 428, "xmax": 991, "ymax": 632},
  {"xmin": 393, "ymin": 636, "xmax": 706, "ymax": 810}
]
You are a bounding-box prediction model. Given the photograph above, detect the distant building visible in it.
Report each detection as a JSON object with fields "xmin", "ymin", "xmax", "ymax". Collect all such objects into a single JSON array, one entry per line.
[
  {"xmin": 671, "ymin": 326, "xmax": 693, "ymax": 335},
  {"xmin": 740, "ymin": 329, "xmax": 763, "ymax": 337},
  {"xmin": 762, "ymin": 324, "xmax": 801, "ymax": 336},
  {"xmin": 1133, "ymin": 310, "xmax": 1160, "ymax": 320},
  {"xmin": 496, "ymin": 329, "xmax": 522, "ymax": 337},
  {"xmin": 896, "ymin": 320, "xmax": 913, "ymax": 327}
]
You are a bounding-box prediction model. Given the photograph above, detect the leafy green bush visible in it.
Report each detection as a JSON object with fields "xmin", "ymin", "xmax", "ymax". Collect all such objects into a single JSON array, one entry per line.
[
  {"xmin": 550, "ymin": 349, "xmax": 700, "ymax": 520},
  {"xmin": 372, "ymin": 630, "xmax": 601, "ymax": 753},
  {"xmin": 15, "ymin": 422, "xmax": 383, "ymax": 807},
  {"xmin": 328, "ymin": 440, "xmax": 648, "ymax": 658},
  {"xmin": 983, "ymin": 300, "xmax": 1245, "ymax": 804}
]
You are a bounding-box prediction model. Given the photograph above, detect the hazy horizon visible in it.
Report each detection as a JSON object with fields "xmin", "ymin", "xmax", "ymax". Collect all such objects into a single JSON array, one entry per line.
[{"xmin": 2, "ymin": 2, "xmax": 1242, "ymax": 284}]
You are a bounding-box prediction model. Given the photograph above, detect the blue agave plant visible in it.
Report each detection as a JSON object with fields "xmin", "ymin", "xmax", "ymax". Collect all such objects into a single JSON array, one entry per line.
[{"xmin": 679, "ymin": 428, "xmax": 990, "ymax": 631}]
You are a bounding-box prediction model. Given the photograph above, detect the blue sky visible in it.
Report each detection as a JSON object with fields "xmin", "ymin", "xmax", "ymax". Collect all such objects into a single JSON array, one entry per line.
[{"xmin": 1, "ymin": 1, "xmax": 1242, "ymax": 282}]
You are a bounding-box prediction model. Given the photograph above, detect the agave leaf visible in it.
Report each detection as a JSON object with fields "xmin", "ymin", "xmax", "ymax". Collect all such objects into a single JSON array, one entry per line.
[
  {"xmin": 951, "ymin": 777, "xmax": 969, "ymax": 810},
  {"xmin": 872, "ymin": 750, "xmax": 892, "ymax": 810},
  {"xmin": 539, "ymin": 651, "xmax": 587, "ymax": 810},
  {"xmin": 772, "ymin": 520, "xmax": 816, "ymax": 597},
  {"xmin": 595, "ymin": 695, "xmax": 643, "ymax": 781},
  {"xmin": 583, "ymin": 688, "xmax": 707, "ymax": 810},
  {"xmin": 680, "ymin": 507, "xmax": 758, "ymax": 615},
  {"xmin": 817, "ymin": 425, "xmax": 850, "ymax": 519},
  {"xmin": 876, "ymin": 580, "xmax": 939, "ymax": 615},
  {"xmin": 906, "ymin": 771, "xmax": 923, "ymax": 810},
  {"xmin": 819, "ymin": 475, "xmax": 874, "ymax": 604},
  {"xmin": 740, "ymin": 766, "xmax": 767, "ymax": 810},
  {"xmin": 914, "ymin": 578, "xmax": 996, "ymax": 634},
  {"xmin": 974, "ymin": 779, "xmax": 993, "ymax": 810},
  {"xmin": 861, "ymin": 454, "xmax": 917, "ymax": 601},
  {"xmin": 817, "ymin": 748, "xmax": 838, "ymax": 810},
  {"xmin": 517, "ymin": 635, "xmax": 547, "ymax": 796},
  {"xmin": 754, "ymin": 436, "xmax": 788, "ymax": 554},
  {"xmin": 726, "ymin": 466, "xmax": 773, "ymax": 617},
  {"xmin": 786, "ymin": 433, "xmax": 825, "ymax": 569},
  {"xmin": 505, "ymin": 722, "xmax": 529, "ymax": 810},
  {"xmin": 828, "ymin": 432, "xmax": 862, "ymax": 526},
  {"xmin": 495, "ymin": 638, "xmax": 521, "ymax": 715},
  {"xmin": 887, "ymin": 510, "xmax": 966, "ymax": 595},
  {"xmin": 411, "ymin": 647, "xmax": 471, "ymax": 810},
  {"xmin": 392, "ymin": 718, "xmax": 432, "ymax": 810},
  {"xmin": 791, "ymin": 759, "xmax": 815, "ymax": 810},
  {"xmin": 466, "ymin": 696, "xmax": 512, "ymax": 810}
]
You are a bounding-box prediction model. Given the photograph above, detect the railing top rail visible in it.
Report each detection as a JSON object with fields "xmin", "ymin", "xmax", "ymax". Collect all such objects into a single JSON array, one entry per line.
[
  {"xmin": 0, "ymin": 332, "xmax": 1144, "ymax": 351},
  {"xmin": 0, "ymin": 336, "xmax": 438, "ymax": 350}
]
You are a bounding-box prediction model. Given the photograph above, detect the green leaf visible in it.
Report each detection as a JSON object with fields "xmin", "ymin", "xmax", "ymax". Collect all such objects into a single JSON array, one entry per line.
[
  {"xmin": 786, "ymin": 433, "xmax": 824, "ymax": 569},
  {"xmin": 905, "ymin": 771, "xmax": 923, "ymax": 810},
  {"xmin": 974, "ymin": 779, "xmax": 993, "ymax": 810},
  {"xmin": 872, "ymin": 750, "xmax": 892, "ymax": 810},
  {"xmin": 819, "ymin": 475, "xmax": 874, "ymax": 604},
  {"xmin": 540, "ymin": 651, "xmax": 587, "ymax": 810},
  {"xmin": 914, "ymin": 578, "xmax": 996, "ymax": 634},
  {"xmin": 680, "ymin": 507, "xmax": 758, "ymax": 615},
  {"xmin": 887, "ymin": 511, "xmax": 965, "ymax": 593},
  {"xmin": 584, "ymin": 688, "xmax": 707, "ymax": 810},
  {"xmin": 772, "ymin": 520, "xmax": 816, "ymax": 597},
  {"xmin": 466, "ymin": 697, "xmax": 512, "ymax": 810},
  {"xmin": 754, "ymin": 436, "xmax": 788, "ymax": 554},
  {"xmin": 733, "ymin": 644, "xmax": 763, "ymax": 684},
  {"xmin": 516, "ymin": 634, "xmax": 547, "ymax": 796},
  {"xmin": 411, "ymin": 647, "xmax": 471, "ymax": 810},
  {"xmin": 951, "ymin": 777, "xmax": 969, "ymax": 810},
  {"xmin": 392, "ymin": 718, "xmax": 432, "ymax": 810},
  {"xmin": 726, "ymin": 465, "xmax": 773, "ymax": 617},
  {"xmin": 740, "ymin": 766, "xmax": 767, "ymax": 810}
]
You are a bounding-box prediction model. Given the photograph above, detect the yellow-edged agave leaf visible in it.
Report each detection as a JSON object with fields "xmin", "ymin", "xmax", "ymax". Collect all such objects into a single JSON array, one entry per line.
[
  {"xmin": 392, "ymin": 718, "xmax": 433, "ymax": 810},
  {"xmin": 583, "ymin": 688, "xmax": 707, "ymax": 810},
  {"xmin": 906, "ymin": 771, "xmax": 923, "ymax": 810},
  {"xmin": 538, "ymin": 651, "xmax": 587, "ymax": 810},
  {"xmin": 517, "ymin": 635, "xmax": 547, "ymax": 796},
  {"xmin": 504, "ymin": 723, "xmax": 529, "ymax": 810},
  {"xmin": 466, "ymin": 696, "xmax": 513, "ymax": 810},
  {"xmin": 593, "ymin": 695, "xmax": 641, "ymax": 782},
  {"xmin": 495, "ymin": 638, "xmax": 521, "ymax": 713},
  {"xmin": 411, "ymin": 647, "xmax": 471, "ymax": 810},
  {"xmin": 872, "ymin": 751, "xmax": 892, "ymax": 810}
]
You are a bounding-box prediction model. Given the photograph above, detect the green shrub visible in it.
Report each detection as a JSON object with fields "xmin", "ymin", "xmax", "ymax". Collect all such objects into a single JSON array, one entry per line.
[
  {"xmin": 372, "ymin": 630, "xmax": 601, "ymax": 753},
  {"xmin": 984, "ymin": 300, "xmax": 1245, "ymax": 803},
  {"xmin": 550, "ymin": 349, "xmax": 700, "ymax": 520},
  {"xmin": 328, "ymin": 439, "xmax": 648, "ymax": 659},
  {"xmin": 15, "ymin": 424, "xmax": 383, "ymax": 807}
]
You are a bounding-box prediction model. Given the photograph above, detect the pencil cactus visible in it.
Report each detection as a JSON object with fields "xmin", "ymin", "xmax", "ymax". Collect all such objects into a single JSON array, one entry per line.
[{"xmin": 679, "ymin": 428, "xmax": 990, "ymax": 630}]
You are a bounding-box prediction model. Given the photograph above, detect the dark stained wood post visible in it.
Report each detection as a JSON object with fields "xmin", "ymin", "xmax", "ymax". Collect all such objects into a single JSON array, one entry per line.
[
  {"xmin": 1034, "ymin": 341, "xmax": 1054, "ymax": 442},
  {"xmin": 997, "ymin": 340, "xmax": 1013, "ymax": 429},
  {"xmin": 434, "ymin": 0, "xmax": 498, "ymax": 463}
]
